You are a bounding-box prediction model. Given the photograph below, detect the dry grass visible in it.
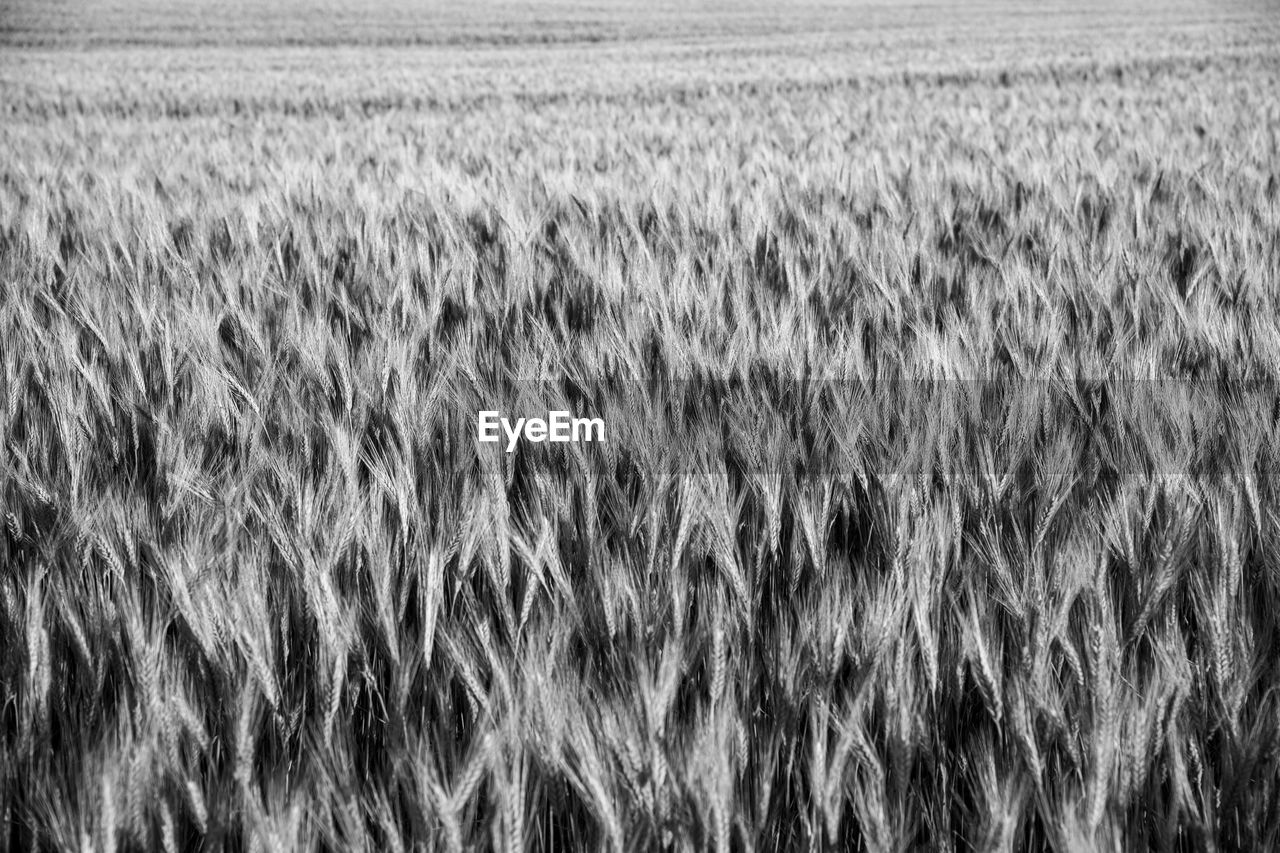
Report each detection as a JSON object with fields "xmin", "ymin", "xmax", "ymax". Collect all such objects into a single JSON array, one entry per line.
[{"xmin": 3, "ymin": 2, "xmax": 1280, "ymax": 850}]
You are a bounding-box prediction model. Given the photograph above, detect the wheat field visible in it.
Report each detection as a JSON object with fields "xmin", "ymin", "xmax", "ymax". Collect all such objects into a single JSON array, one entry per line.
[{"xmin": 3, "ymin": 1, "xmax": 1280, "ymax": 850}]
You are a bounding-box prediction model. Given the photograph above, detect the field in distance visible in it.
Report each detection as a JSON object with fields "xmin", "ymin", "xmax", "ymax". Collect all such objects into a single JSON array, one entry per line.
[{"xmin": 3, "ymin": 2, "xmax": 1280, "ymax": 852}]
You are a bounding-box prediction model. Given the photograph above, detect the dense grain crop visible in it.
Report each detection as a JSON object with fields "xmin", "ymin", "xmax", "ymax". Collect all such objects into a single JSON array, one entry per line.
[{"xmin": 3, "ymin": 1, "xmax": 1280, "ymax": 850}]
